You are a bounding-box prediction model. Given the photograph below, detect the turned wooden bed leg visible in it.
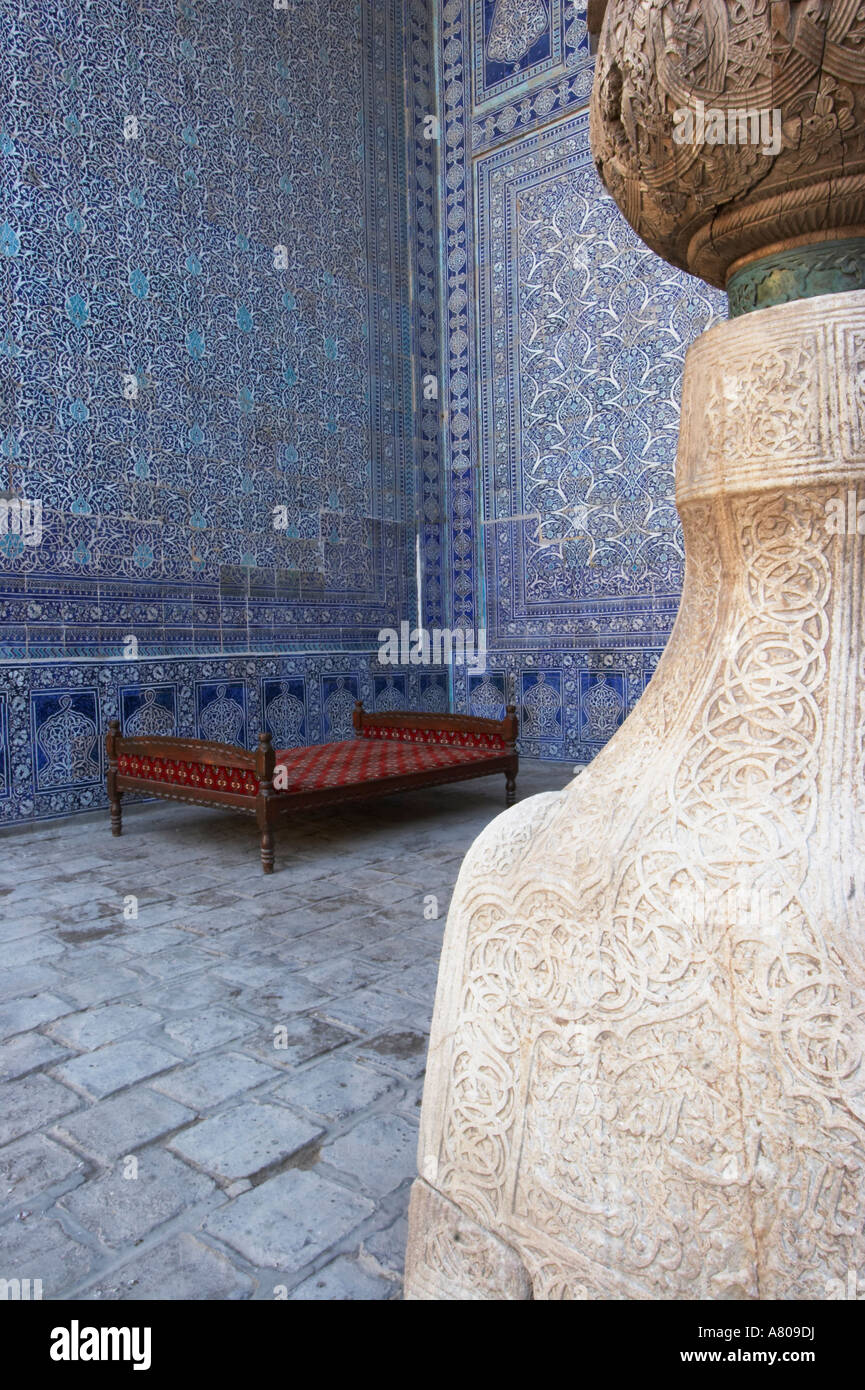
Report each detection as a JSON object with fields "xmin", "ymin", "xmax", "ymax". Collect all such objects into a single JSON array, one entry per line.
[
  {"xmin": 259, "ymin": 824, "xmax": 275, "ymax": 874},
  {"xmin": 255, "ymin": 730, "xmax": 277, "ymax": 874},
  {"xmin": 106, "ymin": 719, "xmax": 123, "ymax": 836},
  {"xmin": 505, "ymin": 769, "xmax": 517, "ymax": 807}
]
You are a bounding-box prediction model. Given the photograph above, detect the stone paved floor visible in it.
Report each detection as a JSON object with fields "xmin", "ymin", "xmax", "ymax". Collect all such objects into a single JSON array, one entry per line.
[{"xmin": 0, "ymin": 760, "xmax": 573, "ymax": 1301}]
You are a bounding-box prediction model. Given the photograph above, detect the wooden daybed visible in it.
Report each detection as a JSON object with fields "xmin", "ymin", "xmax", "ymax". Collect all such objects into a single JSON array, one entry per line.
[{"xmin": 106, "ymin": 701, "xmax": 518, "ymax": 873}]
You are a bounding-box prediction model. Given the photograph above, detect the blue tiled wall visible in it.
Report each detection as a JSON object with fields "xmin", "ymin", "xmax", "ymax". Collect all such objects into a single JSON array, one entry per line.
[
  {"xmin": 1, "ymin": 0, "xmax": 731, "ymax": 825},
  {"xmin": 0, "ymin": 0, "xmax": 437, "ymax": 822},
  {"xmin": 2, "ymin": 654, "xmax": 452, "ymax": 821},
  {"xmin": 439, "ymin": 1, "xmax": 727, "ymax": 762}
]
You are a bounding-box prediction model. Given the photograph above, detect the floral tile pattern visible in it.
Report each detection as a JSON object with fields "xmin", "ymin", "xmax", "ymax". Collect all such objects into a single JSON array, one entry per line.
[
  {"xmin": 440, "ymin": 0, "xmax": 726, "ymax": 763},
  {"xmin": 0, "ymin": 0, "xmax": 436, "ymax": 822},
  {"xmin": 0, "ymin": 0, "xmax": 420, "ymax": 656}
]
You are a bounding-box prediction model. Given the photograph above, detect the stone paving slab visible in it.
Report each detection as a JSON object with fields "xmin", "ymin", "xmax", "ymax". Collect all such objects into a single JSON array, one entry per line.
[
  {"xmin": 0, "ymin": 761, "xmax": 571, "ymax": 1299},
  {"xmin": 1, "ymin": 1073, "xmax": 81, "ymax": 1147},
  {"xmin": 150, "ymin": 1052, "xmax": 281, "ymax": 1111},
  {"xmin": 115, "ymin": 926, "xmax": 197, "ymax": 956},
  {"xmin": 79, "ymin": 1233, "xmax": 255, "ymax": 1301},
  {"xmin": 59, "ymin": 1149, "xmax": 216, "ymax": 1247},
  {"xmin": 271, "ymin": 1054, "xmax": 398, "ymax": 1121},
  {"xmin": 169, "ymin": 1102, "xmax": 324, "ymax": 1182},
  {"xmin": 0, "ymin": 1133, "xmax": 84, "ymax": 1207},
  {"xmin": 315, "ymin": 987, "xmax": 421, "ymax": 1035},
  {"xmin": 289, "ymin": 1253, "xmax": 395, "ymax": 1300},
  {"xmin": 0, "ymin": 994, "xmax": 73, "ymax": 1037},
  {"xmin": 385, "ymin": 960, "xmax": 444, "ymax": 1002},
  {"xmin": 136, "ymin": 974, "xmax": 228, "ymax": 1014},
  {"xmin": 211, "ymin": 958, "xmax": 301, "ymax": 990},
  {"xmin": 275, "ymin": 926, "xmax": 369, "ymax": 969},
  {"xmin": 357, "ymin": 934, "xmax": 436, "ymax": 969},
  {"xmin": 47, "ymin": 1003, "xmax": 163, "ymax": 1051},
  {"xmin": 52, "ymin": 1039, "xmax": 181, "ymax": 1101},
  {"xmin": 0, "ymin": 1216, "xmax": 98, "ymax": 1299},
  {"xmin": 134, "ymin": 945, "xmax": 223, "ymax": 981},
  {"xmin": 0, "ymin": 915, "xmax": 57, "ymax": 948},
  {"xmin": 360, "ymin": 1213, "xmax": 410, "ymax": 1280},
  {"xmin": 322, "ymin": 1114, "xmax": 418, "ymax": 1197},
  {"xmin": 356, "ymin": 1030, "xmax": 431, "ymax": 1079},
  {"xmin": 2, "ymin": 934, "xmax": 67, "ymax": 966},
  {"xmin": 244, "ymin": 1014, "xmax": 360, "ymax": 1069},
  {"xmin": 160, "ymin": 1005, "xmax": 258, "ymax": 1055},
  {"xmin": 46, "ymin": 966, "xmax": 145, "ymax": 1010},
  {"xmin": 0, "ymin": 1031, "xmax": 71, "ymax": 1081},
  {"xmin": 53, "ymin": 1089, "xmax": 196, "ymax": 1163},
  {"xmin": 52, "ymin": 943, "xmax": 135, "ymax": 978},
  {"xmin": 301, "ymin": 956, "xmax": 381, "ymax": 994},
  {"xmin": 236, "ymin": 977, "xmax": 330, "ymax": 1019},
  {"xmin": 204, "ymin": 1168, "xmax": 375, "ymax": 1273}
]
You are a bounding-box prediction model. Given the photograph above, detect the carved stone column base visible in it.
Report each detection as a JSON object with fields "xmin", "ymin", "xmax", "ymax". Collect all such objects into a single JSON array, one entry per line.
[
  {"xmin": 406, "ymin": 291, "xmax": 865, "ymax": 1300},
  {"xmin": 405, "ymin": 1181, "xmax": 532, "ymax": 1300}
]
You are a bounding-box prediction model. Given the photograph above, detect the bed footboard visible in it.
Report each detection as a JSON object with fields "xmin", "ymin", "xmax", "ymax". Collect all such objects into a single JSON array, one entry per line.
[{"xmin": 105, "ymin": 720, "xmax": 278, "ymax": 871}]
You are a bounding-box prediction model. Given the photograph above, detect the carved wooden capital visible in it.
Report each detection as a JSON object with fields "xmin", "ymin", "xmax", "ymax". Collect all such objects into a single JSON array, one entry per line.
[{"xmin": 589, "ymin": 1, "xmax": 865, "ymax": 288}]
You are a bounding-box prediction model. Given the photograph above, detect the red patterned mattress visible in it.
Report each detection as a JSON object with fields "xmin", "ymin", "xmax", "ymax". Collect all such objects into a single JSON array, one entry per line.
[
  {"xmin": 273, "ymin": 736, "xmax": 497, "ymax": 794},
  {"xmin": 117, "ymin": 736, "xmax": 499, "ymax": 798}
]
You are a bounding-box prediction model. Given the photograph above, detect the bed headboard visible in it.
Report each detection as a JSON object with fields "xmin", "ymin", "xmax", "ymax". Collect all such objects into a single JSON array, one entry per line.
[{"xmin": 351, "ymin": 700, "xmax": 517, "ymax": 750}]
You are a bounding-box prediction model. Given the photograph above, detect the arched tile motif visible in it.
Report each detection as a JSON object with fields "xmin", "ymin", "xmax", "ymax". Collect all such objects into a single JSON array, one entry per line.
[
  {"xmin": 322, "ymin": 676, "xmax": 359, "ymax": 741},
  {"xmin": 264, "ymin": 682, "xmax": 306, "ymax": 750},
  {"xmin": 124, "ymin": 689, "xmax": 176, "ymax": 737},
  {"xmin": 420, "ymin": 680, "xmax": 449, "ymax": 714},
  {"xmin": 521, "ymin": 671, "xmax": 560, "ymax": 738},
  {"xmin": 375, "ymin": 675, "xmax": 408, "ymax": 712},
  {"xmin": 33, "ymin": 693, "xmax": 99, "ymax": 791},
  {"xmin": 197, "ymin": 683, "xmax": 245, "ymax": 746},
  {"xmin": 582, "ymin": 675, "xmax": 624, "ymax": 741}
]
